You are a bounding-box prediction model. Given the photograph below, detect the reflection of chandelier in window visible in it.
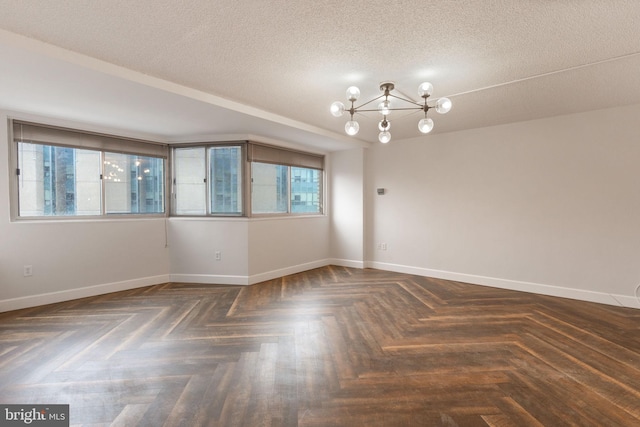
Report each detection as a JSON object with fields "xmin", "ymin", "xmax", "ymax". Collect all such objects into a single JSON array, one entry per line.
[
  {"xmin": 330, "ymin": 82, "xmax": 452, "ymax": 143},
  {"xmin": 102, "ymin": 158, "xmax": 150, "ymax": 182},
  {"xmin": 103, "ymin": 160, "xmax": 125, "ymax": 182}
]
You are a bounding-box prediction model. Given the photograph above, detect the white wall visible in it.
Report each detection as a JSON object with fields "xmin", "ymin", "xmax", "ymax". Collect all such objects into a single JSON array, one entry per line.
[
  {"xmin": 366, "ymin": 103, "xmax": 640, "ymax": 308},
  {"xmin": 168, "ymin": 218, "xmax": 249, "ymax": 284},
  {"xmin": 168, "ymin": 216, "xmax": 330, "ymax": 285},
  {"xmin": 330, "ymin": 148, "xmax": 365, "ymax": 267},
  {"xmin": 0, "ymin": 111, "xmax": 170, "ymax": 311},
  {"xmin": 248, "ymin": 216, "xmax": 330, "ymax": 282}
]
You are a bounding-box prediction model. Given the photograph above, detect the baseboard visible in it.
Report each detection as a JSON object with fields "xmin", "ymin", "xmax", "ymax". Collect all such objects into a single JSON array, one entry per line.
[
  {"xmin": 170, "ymin": 260, "xmax": 334, "ymax": 287},
  {"xmin": 169, "ymin": 273, "xmax": 249, "ymax": 286},
  {"xmin": 1, "ymin": 260, "xmax": 345, "ymax": 312},
  {"xmin": 366, "ymin": 261, "xmax": 640, "ymax": 310},
  {"xmin": 0, "ymin": 274, "xmax": 170, "ymax": 313},
  {"xmin": 248, "ymin": 259, "xmax": 331, "ymax": 285},
  {"xmin": 6, "ymin": 263, "xmax": 636, "ymax": 313},
  {"xmin": 329, "ymin": 258, "xmax": 366, "ymax": 269}
]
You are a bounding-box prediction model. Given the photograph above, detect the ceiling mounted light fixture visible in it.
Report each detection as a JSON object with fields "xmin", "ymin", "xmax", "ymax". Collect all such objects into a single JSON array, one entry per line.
[{"xmin": 330, "ymin": 82, "xmax": 452, "ymax": 143}]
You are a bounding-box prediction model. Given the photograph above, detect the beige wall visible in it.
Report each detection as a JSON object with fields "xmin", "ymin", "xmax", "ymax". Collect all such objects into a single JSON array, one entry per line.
[
  {"xmin": 329, "ymin": 147, "xmax": 365, "ymax": 267},
  {"xmin": 365, "ymin": 103, "xmax": 640, "ymax": 308}
]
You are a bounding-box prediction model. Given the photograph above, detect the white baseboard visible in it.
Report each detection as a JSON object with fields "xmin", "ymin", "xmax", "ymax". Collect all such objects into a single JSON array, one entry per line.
[
  {"xmin": 1, "ymin": 260, "xmax": 331, "ymax": 312},
  {"xmin": 5, "ymin": 263, "xmax": 637, "ymax": 313},
  {"xmin": 169, "ymin": 273, "xmax": 249, "ymax": 286},
  {"xmin": 329, "ymin": 258, "xmax": 366, "ymax": 269},
  {"xmin": 0, "ymin": 274, "xmax": 170, "ymax": 313},
  {"xmin": 170, "ymin": 259, "xmax": 334, "ymax": 286},
  {"xmin": 248, "ymin": 259, "xmax": 331, "ymax": 285},
  {"xmin": 367, "ymin": 261, "xmax": 640, "ymax": 310}
]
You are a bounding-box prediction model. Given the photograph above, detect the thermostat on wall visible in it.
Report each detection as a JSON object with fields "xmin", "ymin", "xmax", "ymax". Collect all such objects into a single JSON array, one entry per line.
[{"xmin": 377, "ymin": 188, "xmax": 385, "ymax": 195}]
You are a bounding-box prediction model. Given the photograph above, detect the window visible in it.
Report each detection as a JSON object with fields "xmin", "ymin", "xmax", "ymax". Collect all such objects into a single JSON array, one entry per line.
[
  {"xmin": 248, "ymin": 143, "xmax": 323, "ymax": 215},
  {"xmin": 209, "ymin": 146, "xmax": 242, "ymax": 214},
  {"xmin": 13, "ymin": 121, "xmax": 167, "ymax": 218},
  {"xmin": 250, "ymin": 163, "xmax": 322, "ymax": 214},
  {"xmin": 18, "ymin": 142, "xmax": 102, "ymax": 216},
  {"xmin": 172, "ymin": 142, "xmax": 323, "ymax": 217},
  {"xmin": 251, "ymin": 162, "xmax": 288, "ymax": 214},
  {"xmin": 291, "ymin": 167, "xmax": 321, "ymax": 213},
  {"xmin": 173, "ymin": 145, "xmax": 243, "ymax": 215},
  {"xmin": 174, "ymin": 147, "xmax": 206, "ymax": 215},
  {"xmin": 103, "ymin": 152, "xmax": 164, "ymax": 214}
]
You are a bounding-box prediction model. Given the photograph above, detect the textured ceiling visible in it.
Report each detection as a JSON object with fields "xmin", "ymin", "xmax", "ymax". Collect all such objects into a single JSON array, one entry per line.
[{"xmin": 0, "ymin": 0, "xmax": 639, "ymax": 150}]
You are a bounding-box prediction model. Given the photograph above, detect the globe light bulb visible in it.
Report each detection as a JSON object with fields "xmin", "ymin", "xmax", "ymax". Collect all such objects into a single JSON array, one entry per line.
[
  {"xmin": 418, "ymin": 82, "xmax": 433, "ymax": 98},
  {"xmin": 378, "ymin": 100, "xmax": 391, "ymax": 115},
  {"xmin": 435, "ymin": 97, "xmax": 452, "ymax": 114},
  {"xmin": 378, "ymin": 131, "xmax": 391, "ymax": 144},
  {"xmin": 378, "ymin": 119, "xmax": 390, "ymax": 132},
  {"xmin": 418, "ymin": 117, "xmax": 434, "ymax": 134},
  {"xmin": 346, "ymin": 86, "xmax": 360, "ymax": 102},
  {"xmin": 345, "ymin": 120, "xmax": 359, "ymax": 136},
  {"xmin": 330, "ymin": 101, "xmax": 345, "ymax": 117}
]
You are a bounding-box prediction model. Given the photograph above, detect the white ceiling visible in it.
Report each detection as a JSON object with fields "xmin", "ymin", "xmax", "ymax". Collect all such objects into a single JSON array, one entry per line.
[{"xmin": 0, "ymin": 0, "xmax": 639, "ymax": 151}]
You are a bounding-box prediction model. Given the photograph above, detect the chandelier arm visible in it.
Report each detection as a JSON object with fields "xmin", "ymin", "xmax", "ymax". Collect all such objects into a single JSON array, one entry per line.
[
  {"xmin": 353, "ymin": 108, "xmax": 383, "ymax": 113},
  {"xmin": 385, "ymin": 107, "xmax": 424, "ymax": 112},
  {"xmin": 352, "ymin": 106, "xmax": 423, "ymax": 113},
  {"xmin": 386, "ymin": 92, "xmax": 423, "ymax": 107},
  {"xmin": 352, "ymin": 94, "xmax": 385, "ymax": 111}
]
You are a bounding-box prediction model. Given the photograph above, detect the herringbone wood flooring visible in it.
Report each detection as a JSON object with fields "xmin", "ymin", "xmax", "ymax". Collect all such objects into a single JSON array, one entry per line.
[{"xmin": 1, "ymin": 266, "xmax": 639, "ymax": 426}]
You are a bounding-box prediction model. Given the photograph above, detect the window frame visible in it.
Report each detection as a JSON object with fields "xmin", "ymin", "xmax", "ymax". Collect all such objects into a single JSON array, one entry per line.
[
  {"xmin": 10, "ymin": 119, "xmax": 169, "ymax": 221},
  {"xmin": 250, "ymin": 162, "xmax": 290, "ymax": 215},
  {"xmin": 170, "ymin": 141, "xmax": 325, "ymax": 218},
  {"xmin": 247, "ymin": 142, "xmax": 324, "ymax": 217},
  {"xmin": 290, "ymin": 166, "xmax": 323, "ymax": 214},
  {"xmin": 9, "ymin": 120, "xmax": 326, "ymax": 221},
  {"xmin": 249, "ymin": 162, "xmax": 323, "ymax": 216},
  {"xmin": 171, "ymin": 142, "xmax": 247, "ymax": 217}
]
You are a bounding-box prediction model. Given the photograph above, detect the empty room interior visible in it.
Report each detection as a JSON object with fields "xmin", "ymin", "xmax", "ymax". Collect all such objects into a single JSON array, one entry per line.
[{"xmin": 1, "ymin": 1, "xmax": 639, "ymax": 426}]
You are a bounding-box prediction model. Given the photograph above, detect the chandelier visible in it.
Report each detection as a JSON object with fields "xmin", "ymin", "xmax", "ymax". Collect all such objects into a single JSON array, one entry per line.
[{"xmin": 330, "ymin": 82, "xmax": 452, "ymax": 143}]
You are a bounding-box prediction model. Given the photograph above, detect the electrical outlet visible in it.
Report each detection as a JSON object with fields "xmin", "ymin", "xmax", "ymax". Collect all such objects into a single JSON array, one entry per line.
[
  {"xmin": 382, "ymin": 243, "xmax": 387, "ymax": 251},
  {"xmin": 377, "ymin": 243, "xmax": 382, "ymax": 250},
  {"xmin": 23, "ymin": 265, "xmax": 33, "ymax": 277},
  {"xmin": 215, "ymin": 251, "xmax": 222, "ymax": 261}
]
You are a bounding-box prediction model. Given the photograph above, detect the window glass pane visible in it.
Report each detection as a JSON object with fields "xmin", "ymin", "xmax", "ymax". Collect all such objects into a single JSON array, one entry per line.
[
  {"xmin": 209, "ymin": 146, "xmax": 242, "ymax": 215},
  {"xmin": 291, "ymin": 167, "xmax": 321, "ymax": 213},
  {"xmin": 104, "ymin": 153, "xmax": 164, "ymax": 214},
  {"xmin": 17, "ymin": 142, "xmax": 101, "ymax": 216},
  {"xmin": 174, "ymin": 147, "xmax": 206, "ymax": 215},
  {"xmin": 251, "ymin": 162, "xmax": 288, "ymax": 214}
]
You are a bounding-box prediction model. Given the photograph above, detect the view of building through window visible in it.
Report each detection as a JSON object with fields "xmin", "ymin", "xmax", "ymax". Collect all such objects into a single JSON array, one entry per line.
[
  {"xmin": 103, "ymin": 152, "xmax": 164, "ymax": 214},
  {"xmin": 291, "ymin": 166, "xmax": 321, "ymax": 213},
  {"xmin": 173, "ymin": 147, "xmax": 206, "ymax": 215},
  {"xmin": 173, "ymin": 146, "xmax": 243, "ymax": 215},
  {"xmin": 251, "ymin": 163, "xmax": 321, "ymax": 214},
  {"xmin": 16, "ymin": 133, "xmax": 321, "ymax": 219},
  {"xmin": 251, "ymin": 162, "xmax": 288, "ymax": 213},
  {"xmin": 17, "ymin": 142, "xmax": 164, "ymax": 217},
  {"xmin": 209, "ymin": 146, "xmax": 242, "ymax": 214}
]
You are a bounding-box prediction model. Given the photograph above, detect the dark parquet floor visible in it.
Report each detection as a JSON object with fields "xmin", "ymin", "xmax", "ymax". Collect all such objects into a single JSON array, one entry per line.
[{"xmin": 1, "ymin": 266, "xmax": 639, "ymax": 426}]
